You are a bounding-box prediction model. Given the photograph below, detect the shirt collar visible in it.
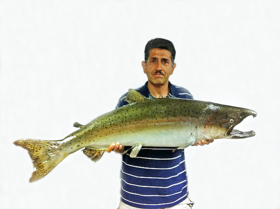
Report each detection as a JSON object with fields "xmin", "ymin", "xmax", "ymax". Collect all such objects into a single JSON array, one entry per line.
[{"xmin": 141, "ymin": 81, "xmax": 176, "ymax": 98}]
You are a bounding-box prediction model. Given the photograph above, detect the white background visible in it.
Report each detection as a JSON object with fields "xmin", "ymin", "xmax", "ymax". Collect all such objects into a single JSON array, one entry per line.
[{"xmin": 0, "ymin": 1, "xmax": 279, "ymax": 209}]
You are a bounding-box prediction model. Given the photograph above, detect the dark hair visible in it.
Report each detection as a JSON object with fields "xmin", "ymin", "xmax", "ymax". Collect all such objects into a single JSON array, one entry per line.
[{"xmin": 144, "ymin": 38, "xmax": 176, "ymax": 64}]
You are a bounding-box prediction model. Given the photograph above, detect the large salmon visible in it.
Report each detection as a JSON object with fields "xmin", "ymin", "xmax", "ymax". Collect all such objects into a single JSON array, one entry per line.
[{"xmin": 14, "ymin": 89, "xmax": 257, "ymax": 182}]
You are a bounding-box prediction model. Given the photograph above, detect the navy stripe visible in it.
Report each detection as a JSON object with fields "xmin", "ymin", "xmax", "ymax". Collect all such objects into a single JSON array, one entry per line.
[
  {"xmin": 123, "ymin": 150, "xmax": 184, "ymax": 168},
  {"xmin": 129, "ymin": 148, "xmax": 182, "ymax": 159}
]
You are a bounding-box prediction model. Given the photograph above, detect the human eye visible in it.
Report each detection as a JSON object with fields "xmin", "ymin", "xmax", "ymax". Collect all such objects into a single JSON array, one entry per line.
[
  {"xmin": 162, "ymin": 59, "xmax": 169, "ymax": 65},
  {"xmin": 150, "ymin": 59, "xmax": 156, "ymax": 64}
]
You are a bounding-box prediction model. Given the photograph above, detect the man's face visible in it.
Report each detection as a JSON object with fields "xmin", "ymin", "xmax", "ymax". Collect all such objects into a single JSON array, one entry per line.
[{"xmin": 142, "ymin": 48, "xmax": 176, "ymax": 86}]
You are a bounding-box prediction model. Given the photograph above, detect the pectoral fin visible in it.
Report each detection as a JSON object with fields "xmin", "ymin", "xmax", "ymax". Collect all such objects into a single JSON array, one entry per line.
[
  {"xmin": 122, "ymin": 144, "xmax": 143, "ymax": 157},
  {"xmin": 130, "ymin": 144, "xmax": 142, "ymax": 158},
  {"xmin": 83, "ymin": 148, "xmax": 105, "ymax": 162}
]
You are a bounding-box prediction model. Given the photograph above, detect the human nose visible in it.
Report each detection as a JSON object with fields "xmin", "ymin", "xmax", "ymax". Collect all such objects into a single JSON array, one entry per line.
[{"xmin": 155, "ymin": 61, "xmax": 163, "ymax": 70}]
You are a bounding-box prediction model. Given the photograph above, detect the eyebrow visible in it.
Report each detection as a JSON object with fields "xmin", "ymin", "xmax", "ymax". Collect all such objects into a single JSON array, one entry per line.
[{"xmin": 150, "ymin": 57, "xmax": 170, "ymax": 60}]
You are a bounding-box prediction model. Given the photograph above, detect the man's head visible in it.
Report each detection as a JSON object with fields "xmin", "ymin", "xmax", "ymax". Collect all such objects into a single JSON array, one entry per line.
[
  {"xmin": 142, "ymin": 38, "xmax": 176, "ymax": 87},
  {"xmin": 144, "ymin": 38, "xmax": 176, "ymax": 64}
]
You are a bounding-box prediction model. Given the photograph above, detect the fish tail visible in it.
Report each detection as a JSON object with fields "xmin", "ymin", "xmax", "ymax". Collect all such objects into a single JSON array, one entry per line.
[{"xmin": 14, "ymin": 139, "xmax": 68, "ymax": 182}]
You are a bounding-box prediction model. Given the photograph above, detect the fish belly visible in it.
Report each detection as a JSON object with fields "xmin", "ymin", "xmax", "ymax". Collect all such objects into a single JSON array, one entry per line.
[{"xmin": 90, "ymin": 121, "xmax": 199, "ymax": 149}]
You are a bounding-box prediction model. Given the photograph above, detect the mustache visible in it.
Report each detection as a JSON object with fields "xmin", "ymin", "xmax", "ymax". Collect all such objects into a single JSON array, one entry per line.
[{"xmin": 153, "ymin": 70, "xmax": 165, "ymax": 76}]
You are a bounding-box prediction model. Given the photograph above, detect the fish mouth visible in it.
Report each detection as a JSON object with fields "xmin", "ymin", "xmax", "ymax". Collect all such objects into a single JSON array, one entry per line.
[
  {"xmin": 227, "ymin": 129, "xmax": 256, "ymax": 139},
  {"xmin": 226, "ymin": 110, "xmax": 257, "ymax": 139}
]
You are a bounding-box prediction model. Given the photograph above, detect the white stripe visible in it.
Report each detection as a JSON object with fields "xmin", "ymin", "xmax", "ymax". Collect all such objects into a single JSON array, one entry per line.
[
  {"xmin": 125, "ymin": 153, "xmax": 182, "ymax": 160},
  {"xmin": 120, "ymin": 96, "xmax": 126, "ymax": 101},
  {"xmin": 121, "ymin": 169, "xmax": 186, "ymax": 180},
  {"xmin": 122, "ymin": 160, "xmax": 185, "ymax": 170},
  {"xmin": 121, "ymin": 178, "xmax": 186, "ymax": 189},
  {"xmin": 121, "ymin": 184, "xmax": 188, "ymax": 197},
  {"xmin": 179, "ymin": 92, "xmax": 192, "ymax": 96},
  {"xmin": 141, "ymin": 147, "xmax": 176, "ymax": 150},
  {"xmin": 168, "ymin": 93, "xmax": 177, "ymax": 98},
  {"xmin": 121, "ymin": 193, "xmax": 188, "ymax": 206}
]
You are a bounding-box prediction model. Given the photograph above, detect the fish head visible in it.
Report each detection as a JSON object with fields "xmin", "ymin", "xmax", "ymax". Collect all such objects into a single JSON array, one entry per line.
[{"xmin": 203, "ymin": 103, "xmax": 257, "ymax": 140}]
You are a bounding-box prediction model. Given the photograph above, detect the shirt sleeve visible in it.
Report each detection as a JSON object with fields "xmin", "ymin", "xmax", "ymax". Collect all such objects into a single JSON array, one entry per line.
[
  {"xmin": 174, "ymin": 86, "xmax": 194, "ymax": 100},
  {"xmin": 115, "ymin": 92, "xmax": 129, "ymax": 109}
]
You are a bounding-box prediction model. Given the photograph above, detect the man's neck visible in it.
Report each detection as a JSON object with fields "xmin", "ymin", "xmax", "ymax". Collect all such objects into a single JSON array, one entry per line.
[{"xmin": 147, "ymin": 81, "xmax": 170, "ymax": 98}]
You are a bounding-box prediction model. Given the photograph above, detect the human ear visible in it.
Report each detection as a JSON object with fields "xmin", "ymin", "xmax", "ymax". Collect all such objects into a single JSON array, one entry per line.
[
  {"xmin": 170, "ymin": 63, "xmax": 176, "ymax": 75},
  {"xmin": 142, "ymin": 61, "xmax": 147, "ymax": 74}
]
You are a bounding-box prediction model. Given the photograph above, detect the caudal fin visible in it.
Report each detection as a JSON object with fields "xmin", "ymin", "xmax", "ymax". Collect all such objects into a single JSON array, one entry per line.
[{"xmin": 14, "ymin": 139, "xmax": 68, "ymax": 182}]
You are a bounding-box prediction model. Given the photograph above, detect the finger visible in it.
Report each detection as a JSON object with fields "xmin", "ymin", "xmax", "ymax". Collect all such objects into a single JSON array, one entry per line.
[
  {"xmin": 114, "ymin": 142, "xmax": 120, "ymax": 152},
  {"xmin": 107, "ymin": 143, "xmax": 115, "ymax": 153},
  {"xmin": 201, "ymin": 140, "xmax": 209, "ymax": 145},
  {"xmin": 119, "ymin": 144, "xmax": 124, "ymax": 152},
  {"xmin": 116, "ymin": 143, "xmax": 125, "ymax": 153},
  {"xmin": 204, "ymin": 139, "xmax": 214, "ymax": 144}
]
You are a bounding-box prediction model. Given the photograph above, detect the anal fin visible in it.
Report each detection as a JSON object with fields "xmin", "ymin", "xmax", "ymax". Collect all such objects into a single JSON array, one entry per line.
[{"xmin": 83, "ymin": 148, "xmax": 105, "ymax": 162}]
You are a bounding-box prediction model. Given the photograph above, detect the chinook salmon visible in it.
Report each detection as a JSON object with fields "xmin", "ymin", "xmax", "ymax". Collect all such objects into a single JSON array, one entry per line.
[{"xmin": 14, "ymin": 89, "xmax": 257, "ymax": 182}]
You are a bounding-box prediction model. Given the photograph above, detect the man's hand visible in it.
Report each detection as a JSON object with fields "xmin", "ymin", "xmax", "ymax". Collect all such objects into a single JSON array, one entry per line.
[
  {"xmin": 107, "ymin": 142, "xmax": 124, "ymax": 153},
  {"xmin": 194, "ymin": 139, "xmax": 214, "ymax": 146}
]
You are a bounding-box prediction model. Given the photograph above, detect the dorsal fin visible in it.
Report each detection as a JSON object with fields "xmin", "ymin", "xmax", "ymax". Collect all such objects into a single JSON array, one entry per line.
[
  {"xmin": 73, "ymin": 122, "xmax": 84, "ymax": 128},
  {"xmin": 125, "ymin": 89, "xmax": 146, "ymax": 104}
]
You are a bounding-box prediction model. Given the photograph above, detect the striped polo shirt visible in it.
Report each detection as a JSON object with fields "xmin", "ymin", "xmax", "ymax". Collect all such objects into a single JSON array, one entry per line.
[{"xmin": 116, "ymin": 82, "xmax": 193, "ymax": 208}]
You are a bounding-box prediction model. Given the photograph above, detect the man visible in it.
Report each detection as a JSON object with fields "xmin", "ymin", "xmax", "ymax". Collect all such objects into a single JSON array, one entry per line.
[{"xmin": 107, "ymin": 38, "xmax": 213, "ymax": 209}]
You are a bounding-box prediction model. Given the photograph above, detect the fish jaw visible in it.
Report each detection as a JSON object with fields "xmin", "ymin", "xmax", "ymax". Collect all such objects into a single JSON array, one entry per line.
[
  {"xmin": 227, "ymin": 129, "xmax": 256, "ymax": 139},
  {"xmin": 225, "ymin": 109, "xmax": 257, "ymax": 139}
]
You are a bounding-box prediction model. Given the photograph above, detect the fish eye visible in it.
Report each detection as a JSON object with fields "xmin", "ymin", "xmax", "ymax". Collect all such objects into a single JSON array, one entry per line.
[{"xmin": 230, "ymin": 119, "xmax": 234, "ymax": 123}]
